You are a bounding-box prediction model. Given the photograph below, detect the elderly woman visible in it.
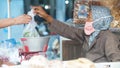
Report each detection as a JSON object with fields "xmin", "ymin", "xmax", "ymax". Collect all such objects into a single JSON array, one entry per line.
[{"xmin": 32, "ymin": 5, "xmax": 120, "ymax": 62}]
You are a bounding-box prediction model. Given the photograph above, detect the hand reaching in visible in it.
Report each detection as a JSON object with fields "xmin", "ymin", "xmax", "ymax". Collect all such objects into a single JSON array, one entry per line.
[
  {"xmin": 0, "ymin": 14, "xmax": 31, "ymax": 28},
  {"xmin": 13, "ymin": 14, "xmax": 31, "ymax": 25}
]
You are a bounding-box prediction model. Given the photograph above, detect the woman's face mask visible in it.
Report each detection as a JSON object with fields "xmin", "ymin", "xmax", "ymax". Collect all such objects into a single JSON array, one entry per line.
[
  {"xmin": 84, "ymin": 21, "xmax": 95, "ymax": 35},
  {"xmin": 84, "ymin": 10, "xmax": 95, "ymax": 35}
]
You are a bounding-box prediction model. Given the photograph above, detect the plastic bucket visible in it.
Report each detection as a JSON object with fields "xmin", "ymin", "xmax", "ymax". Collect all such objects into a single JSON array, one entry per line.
[{"xmin": 21, "ymin": 36, "xmax": 50, "ymax": 52}]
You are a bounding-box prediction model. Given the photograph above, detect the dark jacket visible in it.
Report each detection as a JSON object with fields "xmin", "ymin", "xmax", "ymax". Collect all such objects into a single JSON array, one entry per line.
[{"xmin": 48, "ymin": 19, "xmax": 120, "ymax": 62}]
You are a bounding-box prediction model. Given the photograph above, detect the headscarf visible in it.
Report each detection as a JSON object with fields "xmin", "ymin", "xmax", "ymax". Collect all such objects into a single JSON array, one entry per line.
[{"xmin": 88, "ymin": 6, "xmax": 113, "ymax": 46}]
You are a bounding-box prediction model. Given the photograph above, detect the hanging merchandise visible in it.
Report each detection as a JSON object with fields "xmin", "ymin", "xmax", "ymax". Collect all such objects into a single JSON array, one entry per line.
[{"xmin": 73, "ymin": 0, "xmax": 90, "ymax": 24}]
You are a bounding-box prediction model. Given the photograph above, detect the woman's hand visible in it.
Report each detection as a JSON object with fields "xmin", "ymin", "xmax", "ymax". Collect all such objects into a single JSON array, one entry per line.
[
  {"xmin": 0, "ymin": 14, "xmax": 31, "ymax": 28},
  {"xmin": 13, "ymin": 14, "xmax": 31, "ymax": 25}
]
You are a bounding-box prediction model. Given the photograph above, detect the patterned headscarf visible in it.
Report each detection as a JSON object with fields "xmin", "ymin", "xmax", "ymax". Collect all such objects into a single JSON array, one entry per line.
[{"xmin": 88, "ymin": 6, "xmax": 113, "ymax": 46}]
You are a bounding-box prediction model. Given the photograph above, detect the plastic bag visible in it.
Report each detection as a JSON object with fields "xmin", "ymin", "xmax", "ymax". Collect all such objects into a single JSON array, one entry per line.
[{"xmin": 22, "ymin": 9, "xmax": 40, "ymax": 37}]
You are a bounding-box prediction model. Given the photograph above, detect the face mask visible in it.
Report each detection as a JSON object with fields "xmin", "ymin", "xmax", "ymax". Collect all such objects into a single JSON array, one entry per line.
[
  {"xmin": 84, "ymin": 15, "xmax": 112, "ymax": 35},
  {"xmin": 84, "ymin": 21, "xmax": 95, "ymax": 35}
]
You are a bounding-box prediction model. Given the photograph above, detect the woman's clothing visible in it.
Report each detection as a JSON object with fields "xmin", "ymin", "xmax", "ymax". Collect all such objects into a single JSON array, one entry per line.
[
  {"xmin": 48, "ymin": 19, "xmax": 120, "ymax": 62},
  {"xmin": 89, "ymin": 6, "xmax": 113, "ymax": 46}
]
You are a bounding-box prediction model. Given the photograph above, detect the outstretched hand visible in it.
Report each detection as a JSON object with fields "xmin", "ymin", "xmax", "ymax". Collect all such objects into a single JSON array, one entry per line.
[
  {"xmin": 32, "ymin": 6, "xmax": 53, "ymax": 23},
  {"xmin": 32, "ymin": 6, "xmax": 48, "ymax": 18},
  {"xmin": 0, "ymin": 14, "xmax": 31, "ymax": 28},
  {"xmin": 14, "ymin": 14, "xmax": 31, "ymax": 24}
]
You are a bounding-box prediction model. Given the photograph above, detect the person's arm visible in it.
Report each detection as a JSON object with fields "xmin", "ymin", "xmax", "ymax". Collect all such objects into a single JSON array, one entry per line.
[
  {"xmin": 0, "ymin": 14, "xmax": 31, "ymax": 28},
  {"xmin": 32, "ymin": 6, "xmax": 84, "ymax": 41}
]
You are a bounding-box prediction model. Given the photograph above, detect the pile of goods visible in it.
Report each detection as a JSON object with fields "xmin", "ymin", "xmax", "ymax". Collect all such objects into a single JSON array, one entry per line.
[{"xmin": 2, "ymin": 55, "xmax": 95, "ymax": 68}]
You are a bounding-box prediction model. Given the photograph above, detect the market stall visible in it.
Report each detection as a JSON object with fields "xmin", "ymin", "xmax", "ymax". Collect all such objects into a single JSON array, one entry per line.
[{"xmin": 0, "ymin": 0, "xmax": 120, "ymax": 68}]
